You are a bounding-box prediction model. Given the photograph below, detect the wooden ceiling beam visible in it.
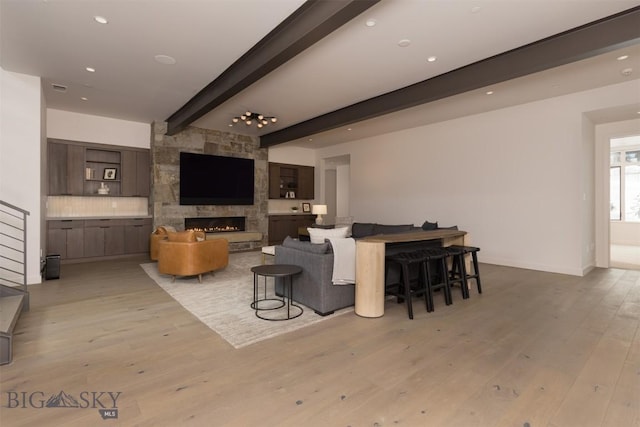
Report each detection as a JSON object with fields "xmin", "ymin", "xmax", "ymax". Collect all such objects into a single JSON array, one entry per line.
[
  {"xmin": 260, "ymin": 6, "xmax": 640, "ymax": 148},
  {"xmin": 166, "ymin": 0, "xmax": 381, "ymax": 136}
]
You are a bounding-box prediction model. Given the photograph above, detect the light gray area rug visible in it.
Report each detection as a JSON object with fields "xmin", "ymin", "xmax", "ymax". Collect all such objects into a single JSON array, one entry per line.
[{"xmin": 140, "ymin": 251, "xmax": 353, "ymax": 348}]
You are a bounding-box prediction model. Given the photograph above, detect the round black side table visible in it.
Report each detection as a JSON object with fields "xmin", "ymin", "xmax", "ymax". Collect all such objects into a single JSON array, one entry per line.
[{"xmin": 251, "ymin": 264, "xmax": 303, "ymax": 321}]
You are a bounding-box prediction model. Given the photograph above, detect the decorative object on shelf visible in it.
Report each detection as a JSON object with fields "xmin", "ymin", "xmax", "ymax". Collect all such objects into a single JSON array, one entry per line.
[
  {"xmin": 103, "ymin": 168, "xmax": 117, "ymax": 180},
  {"xmin": 98, "ymin": 182, "xmax": 110, "ymax": 195},
  {"xmin": 285, "ymin": 191, "xmax": 295, "ymax": 199},
  {"xmin": 312, "ymin": 204, "xmax": 327, "ymax": 225},
  {"xmin": 291, "ymin": 206, "xmax": 299, "ymax": 213},
  {"xmin": 229, "ymin": 111, "xmax": 277, "ymax": 129},
  {"xmin": 302, "ymin": 203, "xmax": 311, "ymax": 213}
]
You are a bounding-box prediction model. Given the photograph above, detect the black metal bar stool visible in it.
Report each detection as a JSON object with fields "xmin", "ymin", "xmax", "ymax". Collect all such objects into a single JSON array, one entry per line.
[
  {"xmin": 442, "ymin": 246, "xmax": 469, "ymax": 299},
  {"xmin": 385, "ymin": 251, "xmax": 429, "ymax": 319},
  {"xmin": 421, "ymin": 247, "xmax": 453, "ymax": 311},
  {"xmin": 447, "ymin": 245, "xmax": 482, "ymax": 295}
]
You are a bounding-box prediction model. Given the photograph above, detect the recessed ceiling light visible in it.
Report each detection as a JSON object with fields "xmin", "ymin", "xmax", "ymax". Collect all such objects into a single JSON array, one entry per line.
[
  {"xmin": 154, "ymin": 54, "xmax": 176, "ymax": 65},
  {"xmin": 617, "ymin": 55, "xmax": 629, "ymax": 61},
  {"xmin": 486, "ymin": 90, "xmax": 494, "ymax": 95},
  {"xmin": 621, "ymin": 68, "xmax": 633, "ymax": 76},
  {"xmin": 365, "ymin": 19, "xmax": 376, "ymax": 27},
  {"xmin": 427, "ymin": 56, "xmax": 437, "ymax": 62},
  {"xmin": 398, "ymin": 39, "xmax": 411, "ymax": 48},
  {"xmin": 308, "ymin": 138, "xmax": 313, "ymax": 142},
  {"xmin": 347, "ymin": 128, "xmax": 352, "ymax": 131},
  {"xmin": 85, "ymin": 67, "xmax": 95, "ymax": 73},
  {"xmin": 81, "ymin": 97, "xmax": 88, "ymax": 101},
  {"xmin": 94, "ymin": 16, "xmax": 108, "ymax": 24}
]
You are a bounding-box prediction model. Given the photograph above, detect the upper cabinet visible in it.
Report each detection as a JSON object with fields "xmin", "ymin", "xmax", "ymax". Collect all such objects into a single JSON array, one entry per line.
[
  {"xmin": 268, "ymin": 162, "xmax": 314, "ymax": 199},
  {"xmin": 48, "ymin": 141, "xmax": 85, "ymax": 196},
  {"xmin": 47, "ymin": 139, "xmax": 150, "ymax": 197},
  {"xmin": 121, "ymin": 150, "xmax": 150, "ymax": 197}
]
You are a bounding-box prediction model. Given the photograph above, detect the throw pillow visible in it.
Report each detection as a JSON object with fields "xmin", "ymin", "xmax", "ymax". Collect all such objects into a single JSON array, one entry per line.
[
  {"xmin": 351, "ymin": 222, "xmax": 376, "ymax": 238},
  {"xmin": 155, "ymin": 225, "xmax": 177, "ymax": 234},
  {"xmin": 421, "ymin": 220, "xmax": 438, "ymax": 231},
  {"xmin": 373, "ymin": 224, "xmax": 414, "ymax": 235},
  {"xmin": 167, "ymin": 230, "xmax": 197, "ymax": 242},
  {"xmin": 307, "ymin": 226, "xmax": 349, "ymax": 244},
  {"xmin": 282, "ymin": 236, "xmax": 330, "ymax": 254}
]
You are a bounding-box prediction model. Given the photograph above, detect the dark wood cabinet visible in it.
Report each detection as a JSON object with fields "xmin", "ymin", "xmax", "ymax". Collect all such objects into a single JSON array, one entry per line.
[
  {"xmin": 268, "ymin": 162, "xmax": 314, "ymax": 199},
  {"xmin": 47, "ymin": 218, "xmax": 151, "ymax": 261},
  {"xmin": 47, "ymin": 139, "xmax": 150, "ymax": 198},
  {"xmin": 84, "ymin": 219, "xmax": 126, "ymax": 257},
  {"xmin": 124, "ymin": 218, "xmax": 153, "ymax": 254},
  {"xmin": 46, "ymin": 220, "xmax": 85, "ymax": 259},
  {"xmin": 268, "ymin": 214, "xmax": 315, "ymax": 245},
  {"xmin": 121, "ymin": 150, "xmax": 150, "ymax": 197},
  {"xmin": 48, "ymin": 142, "xmax": 84, "ymax": 195}
]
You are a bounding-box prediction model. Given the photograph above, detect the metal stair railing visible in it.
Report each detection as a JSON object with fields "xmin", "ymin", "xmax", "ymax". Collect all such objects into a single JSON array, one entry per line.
[{"xmin": 0, "ymin": 200, "xmax": 30, "ymax": 310}]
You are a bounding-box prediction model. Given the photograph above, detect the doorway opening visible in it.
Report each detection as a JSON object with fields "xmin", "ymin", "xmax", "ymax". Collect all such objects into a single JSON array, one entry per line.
[{"xmin": 609, "ymin": 134, "xmax": 640, "ymax": 269}]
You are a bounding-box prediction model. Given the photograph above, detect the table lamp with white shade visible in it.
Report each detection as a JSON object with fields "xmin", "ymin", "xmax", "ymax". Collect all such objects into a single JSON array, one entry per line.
[{"xmin": 312, "ymin": 204, "xmax": 327, "ymax": 225}]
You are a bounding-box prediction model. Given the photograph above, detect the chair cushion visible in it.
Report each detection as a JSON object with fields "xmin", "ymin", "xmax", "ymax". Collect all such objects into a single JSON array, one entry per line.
[{"xmin": 307, "ymin": 226, "xmax": 349, "ymax": 244}]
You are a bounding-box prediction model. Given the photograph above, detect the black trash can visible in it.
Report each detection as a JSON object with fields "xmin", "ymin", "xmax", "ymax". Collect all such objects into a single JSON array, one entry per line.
[{"xmin": 45, "ymin": 254, "xmax": 61, "ymax": 280}]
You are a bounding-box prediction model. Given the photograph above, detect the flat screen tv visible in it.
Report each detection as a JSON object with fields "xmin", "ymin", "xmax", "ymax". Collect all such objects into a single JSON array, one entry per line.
[{"xmin": 179, "ymin": 152, "xmax": 254, "ymax": 205}]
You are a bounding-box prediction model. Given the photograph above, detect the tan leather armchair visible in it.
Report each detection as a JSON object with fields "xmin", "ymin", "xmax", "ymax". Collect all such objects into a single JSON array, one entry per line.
[
  {"xmin": 157, "ymin": 230, "xmax": 229, "ymax": 282},
  {"xmin": 150, "ymin": 226, "xmax": 177, "ymax": 261}
]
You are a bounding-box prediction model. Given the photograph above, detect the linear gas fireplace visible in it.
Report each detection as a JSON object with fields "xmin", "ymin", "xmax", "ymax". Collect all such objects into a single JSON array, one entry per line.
[{"xmin": 185, "ymin": 216, "xmax": 245, "ymax": 233}]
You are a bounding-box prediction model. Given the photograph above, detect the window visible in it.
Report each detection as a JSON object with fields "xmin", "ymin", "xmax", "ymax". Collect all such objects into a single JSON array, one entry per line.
[{"xmin": 610, "ymin": 136, "xmax": 640, "ymax": 222}]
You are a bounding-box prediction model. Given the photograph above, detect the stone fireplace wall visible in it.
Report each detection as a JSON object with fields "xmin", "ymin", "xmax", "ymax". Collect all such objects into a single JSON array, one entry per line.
[{"xmin": 151, "ymin": 122, "xmax": 268, "ymax": 252}]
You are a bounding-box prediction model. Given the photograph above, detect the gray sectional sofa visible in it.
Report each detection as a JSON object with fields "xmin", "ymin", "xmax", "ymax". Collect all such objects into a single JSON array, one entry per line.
[{"xmin": 274, "ymin": 237, "xmax": 354, "ymax": 316}]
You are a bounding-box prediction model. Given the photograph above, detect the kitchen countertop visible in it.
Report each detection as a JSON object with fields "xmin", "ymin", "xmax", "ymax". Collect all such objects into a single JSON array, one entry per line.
[
  {"xmin": 47, "ymin": 215, "xmax": 152, "ymax": 220},
  {"xmin": 268, "ymin": 212, "xmax": 315, "ymax": 216}
]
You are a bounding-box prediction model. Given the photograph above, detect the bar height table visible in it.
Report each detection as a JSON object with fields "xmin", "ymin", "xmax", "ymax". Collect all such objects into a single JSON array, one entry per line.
[{"xmin": 355, "ymin": 229, "xmax": 469, "ymax": 318}]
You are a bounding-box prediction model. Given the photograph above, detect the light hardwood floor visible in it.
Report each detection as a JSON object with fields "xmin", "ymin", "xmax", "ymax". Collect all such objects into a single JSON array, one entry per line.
[{"xmin": 0, "ymin": 255, "xmax": 638, "ymax": 427}]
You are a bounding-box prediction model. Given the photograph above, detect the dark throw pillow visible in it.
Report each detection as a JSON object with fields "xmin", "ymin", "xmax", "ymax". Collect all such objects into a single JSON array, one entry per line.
[
  {"xmin": 373, "ymin": 224, "xmax": 414, "ymax": 235},
  {"xmin": 421, "ymin": 220, "xmax": 438, "ymax": 231},
  {"xmin": 351, "ymin": 222, "xmax": 376, "ymax": 238}
]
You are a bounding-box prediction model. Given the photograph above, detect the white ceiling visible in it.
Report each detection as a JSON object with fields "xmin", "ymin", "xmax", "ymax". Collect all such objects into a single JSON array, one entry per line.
[{"xmin": 2, "ymin": 0, "xmax": 639, "ymax": 149}]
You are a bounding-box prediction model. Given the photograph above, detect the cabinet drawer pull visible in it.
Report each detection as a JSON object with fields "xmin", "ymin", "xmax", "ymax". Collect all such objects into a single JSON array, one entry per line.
[
  {"xmin": 62, "ymin": 227, "xmax": 73, "ymax": 230},
  {"xmin": 100, "ymin": 226, "xmax": 110, "ymax": 229}
]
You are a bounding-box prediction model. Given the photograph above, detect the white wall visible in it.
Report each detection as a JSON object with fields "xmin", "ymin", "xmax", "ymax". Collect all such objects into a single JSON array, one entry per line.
[
  {"xmin": 0, "ymin": 67, "xmax": 43, "ymax": 284},
  {"xmin": 314, "ymin": 80, "xmax": 640, "ymax": 276},
  {"xmin": 335, "ymin": 164, "xmax": 350, "ymax": 217},
  {"xmin": 47, "ymin": 109, "xmax": 150, "ymax": 148},
  {"xmin": 268, "ymin": 145, "xmax": 315, "ymax": 166}
]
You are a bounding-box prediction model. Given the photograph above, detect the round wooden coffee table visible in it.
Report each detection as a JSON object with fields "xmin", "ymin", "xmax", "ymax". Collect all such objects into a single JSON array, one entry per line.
[{"xmin": 251, "ymin": 264, "xmax": 303, "ymax": 321}]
